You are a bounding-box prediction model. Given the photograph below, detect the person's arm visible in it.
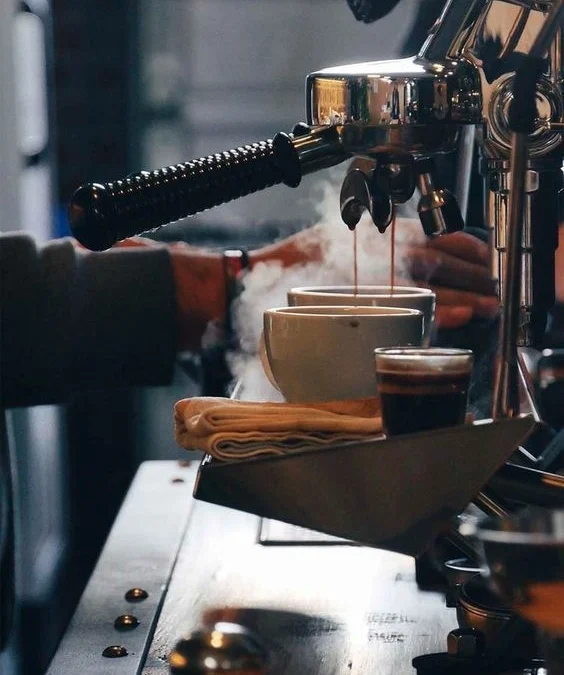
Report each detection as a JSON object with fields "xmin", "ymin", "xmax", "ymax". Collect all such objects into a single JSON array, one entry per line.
[
  {"xmin": 1, "ymin": 233, "xmax": 178, "ymax": 408},
  {"xmin": 118, "ymin": 229, "xmax": 324, "ymax": 353}
]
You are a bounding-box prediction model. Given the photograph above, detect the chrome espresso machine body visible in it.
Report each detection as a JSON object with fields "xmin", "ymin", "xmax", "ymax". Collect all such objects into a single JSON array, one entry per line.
[{"xmin": 58, "ymin": 2, "xmax": 564, "ymax": 673}]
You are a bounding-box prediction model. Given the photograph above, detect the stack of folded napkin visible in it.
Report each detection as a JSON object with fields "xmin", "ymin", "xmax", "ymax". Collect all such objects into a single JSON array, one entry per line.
[{"xmin": 174, "ymin": 396, "xmax": 383, "ymax": 461}]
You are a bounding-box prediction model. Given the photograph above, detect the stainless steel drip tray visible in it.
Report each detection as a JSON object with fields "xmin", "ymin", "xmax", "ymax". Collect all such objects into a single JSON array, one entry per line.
[{"xmin": 194, "ymin": 416, "xmax": 537, "ymax": 557}]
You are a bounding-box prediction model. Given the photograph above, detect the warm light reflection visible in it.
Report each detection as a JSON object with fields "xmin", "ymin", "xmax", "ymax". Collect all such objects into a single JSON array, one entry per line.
[
  {"xmin": 316, "ymin": 58, "xmax": 426, "ymax": 78},
  {"xmin": 210, "ymin": 630, "xmax": 224, "ymax": 648},
  {"xmin": 204, "ymin": 656, "xmax": 218, "ymax": 669},
  {"xmin": 168, "ymin": 653, "xmax": 187, "ymax": 667}
]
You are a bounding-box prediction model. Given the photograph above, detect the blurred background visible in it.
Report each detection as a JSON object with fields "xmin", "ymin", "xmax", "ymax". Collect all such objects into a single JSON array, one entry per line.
[{"xmin": 0, "ymin": 1, "xmax": 418, "ymax": 672}]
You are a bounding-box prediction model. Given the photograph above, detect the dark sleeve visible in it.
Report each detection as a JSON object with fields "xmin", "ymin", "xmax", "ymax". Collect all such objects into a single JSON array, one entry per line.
[{"xmin": 1, "ymin": 233, "xmax": 178, "ymax": 408}]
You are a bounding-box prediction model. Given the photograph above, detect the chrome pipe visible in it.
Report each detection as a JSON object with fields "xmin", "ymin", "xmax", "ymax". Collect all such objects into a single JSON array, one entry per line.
[{"xmin": 493, "ymin": 132, "xmax": 529, "ymax": 419}]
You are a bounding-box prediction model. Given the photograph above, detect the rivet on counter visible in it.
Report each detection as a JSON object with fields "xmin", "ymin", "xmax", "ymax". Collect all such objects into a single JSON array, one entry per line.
[
  {"xmin": 125, "ymin": 588, "xmax": 149, "ymax": 602},
  {"xmin": 114, "ymin": 614, "xmax": 140, "ymax": 631},
  {"xmin": 102, "ymin": 645, "xmax": 128, "ymax": 658},
  {"xmin": 171, "ymin": 477, "xmax": 185, "ymax": 484}
]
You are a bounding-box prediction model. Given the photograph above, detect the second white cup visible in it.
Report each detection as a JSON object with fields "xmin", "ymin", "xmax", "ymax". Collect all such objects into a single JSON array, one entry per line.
[{"xmin": 288, "ymin": 285, "xmax": 436, "ymax": 345}]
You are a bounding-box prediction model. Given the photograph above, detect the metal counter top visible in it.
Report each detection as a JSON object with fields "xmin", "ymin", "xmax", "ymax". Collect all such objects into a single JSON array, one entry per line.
[{"xmin": 47, "ymin": 459, "xmax": 457, "ymax": 675}]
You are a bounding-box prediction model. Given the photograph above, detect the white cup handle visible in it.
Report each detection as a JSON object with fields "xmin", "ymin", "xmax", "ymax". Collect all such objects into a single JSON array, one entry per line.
[{"xmin": 259, "ymin": 330, "xmax": 281, "ymax": 392}]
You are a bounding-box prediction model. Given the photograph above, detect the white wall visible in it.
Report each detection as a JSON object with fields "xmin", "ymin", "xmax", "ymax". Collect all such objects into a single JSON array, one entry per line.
[{"xmin": 0, "ymin": 0, "xmax": 22, "ymax": 234}]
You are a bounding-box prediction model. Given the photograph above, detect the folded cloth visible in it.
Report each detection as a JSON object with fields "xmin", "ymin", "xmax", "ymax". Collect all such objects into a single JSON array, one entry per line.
[{"xmin": 174, "ymin": 396, "xmax": 383, "ymax": 461}]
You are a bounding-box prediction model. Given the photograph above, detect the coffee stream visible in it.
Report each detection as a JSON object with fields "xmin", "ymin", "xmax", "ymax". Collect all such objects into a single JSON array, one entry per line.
[
  {"xmin": 389, "ymin": 206, "xmax": 396, "ymax": 295},
  {"xmin": 353, "ymin": 227, "xmax": 358, "ymax": 300},
  {"xmin": 352, "ymin": 204, "xmax": 397, "ymax": 300}
]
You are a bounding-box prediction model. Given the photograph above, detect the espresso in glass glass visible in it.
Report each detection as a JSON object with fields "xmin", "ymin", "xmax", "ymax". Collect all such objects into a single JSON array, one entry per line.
[{"xmin": 374, "ymin": 347, "xmax": 474, "ymax": 436}]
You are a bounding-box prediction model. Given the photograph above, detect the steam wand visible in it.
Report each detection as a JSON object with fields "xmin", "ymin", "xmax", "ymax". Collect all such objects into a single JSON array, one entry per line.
[{"xmin": 492, "ymin": 0, "xmax": 564, "ymax": 420}]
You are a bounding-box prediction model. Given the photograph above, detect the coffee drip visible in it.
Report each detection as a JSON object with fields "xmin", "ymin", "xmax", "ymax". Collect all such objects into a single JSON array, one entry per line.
[
  {"xmin": 389, "ymin": 208, "xmax": 396, "ymax": 296},
  {"xmin": 350, "ymin": 203, "xmax": 397, "ymax": 301},
  {"xmin": 353, "ymin": 228, "xmax": 358, "ymax": 300}
]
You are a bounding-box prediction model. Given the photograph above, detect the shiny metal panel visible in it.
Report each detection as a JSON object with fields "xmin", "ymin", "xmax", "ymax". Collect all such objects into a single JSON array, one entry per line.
[
  {"xmin": 143, "ymin": 499, "xmax": 458, "ymax": 675},
  {"xmin": 306, "ymin": 57, "xmax": 480, "ymax": 156},
  {"xmin": 194, "ymin": 416, "xmax": 537, "ymax": 557},
  {"xmin": 46, "ymin": 461, "xmax": 197, "ymax": 675}
]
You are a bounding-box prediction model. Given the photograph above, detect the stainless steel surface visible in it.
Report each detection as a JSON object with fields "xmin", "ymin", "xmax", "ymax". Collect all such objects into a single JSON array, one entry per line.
[
  {"xmin": 474, "ymin": 490, "xmax": 510, "ymax": 518},
  {"xmin": 419, "ymin": 0, "xmax": 563, "ymax": 157},
  {"xmin": 455, "ymin": 576, "xmax": 539, "ymax": 661},
  {"xmin": 142, "ymin": 498, "xmax": 458, "ymax": 675},
  {"xmin": 488, "ymin": 462, "xmax": 564, "ymax": 506},
  {"xmin": 46, "ymin": 461, "xmax": 197, "ymax": 675},
  {"xmin": 306, "ymin": 0, "xmax": 563, "ymax": 411},
  {"xmin": 306, "ymin": 57, "xmax": 477, "ymax": 155},
  {"xmin": 492, "ymin": 0, "xmax": 564, "ymax": 416},
  {"xmin": 455, "ymin": 126, "xmax": 476, "ymax": 220},
  {"xmin": 259, "ymin": 520, "xmax": 354, "ymax": 546},
  {"xmin": 416, "ymin": 165, "xmax": 464, "ymax": 236},
  {"xmin": 45, "ymin": 460, "xmax": 460, "ymax": 675},
  {"xmin": 194, "ymin": 415, "xmax": 537, "ymax": 557},
  {"xmin": 307, "ymin": 1, "xmax": 563, "ymax": 157},
  {"xmin": 518, "ymin": 347, "xmax": 544, "ymax": 423},
  {"xmin": 493, "ymin": 132, "xmax": 529, "ymax": 418}
]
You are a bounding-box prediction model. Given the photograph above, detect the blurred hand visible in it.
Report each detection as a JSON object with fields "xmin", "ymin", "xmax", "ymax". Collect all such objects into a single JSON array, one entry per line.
[
  {"xmin": 402, "ymin": 231, "xmax": 499, "ymax": 329},
  {"xmin": 250, "ymin": 226, "xmax": 324, "ymax": 268},
  {"xmin": 114, "ymin": 237, "xmax": 225, "ymax": 352},
  {"xmin": 110, "ymin": 233, "xmax": 323, "ymax": 352}
]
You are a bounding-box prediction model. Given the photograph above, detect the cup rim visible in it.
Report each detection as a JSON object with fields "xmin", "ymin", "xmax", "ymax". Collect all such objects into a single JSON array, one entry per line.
[
  {"xmin": 288, "ymin": 285, "xmax": 434, "ymax": 298},
  {"xmin": 265, "ymin": 305, "xmax": 423, "ymax": 318},
  {"xmin": 374, "ymin": 347, "xmax": 474, "ymax": 374},
  {"xmin": 374, "ymin": 347, "xmax": 473, "ymax": 357}
]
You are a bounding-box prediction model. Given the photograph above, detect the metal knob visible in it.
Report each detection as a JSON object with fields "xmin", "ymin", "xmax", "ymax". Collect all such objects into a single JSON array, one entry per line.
[
  {"xmin": 416, "ymin": 158, "xmax": 464, "ymax": 237},
  {"xmin": 169, "ymin": 621, "xmax": 267, "ymax": 674}
]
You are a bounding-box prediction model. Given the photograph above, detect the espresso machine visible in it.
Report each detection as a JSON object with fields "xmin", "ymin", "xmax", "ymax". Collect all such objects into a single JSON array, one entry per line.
[
  {"xmin": 69, "ymin": 0, "xmax": 562, "ymax": 419},
  {"xmin": 60, "ymin": 1, "xmax": 564, "ymax": 673}
]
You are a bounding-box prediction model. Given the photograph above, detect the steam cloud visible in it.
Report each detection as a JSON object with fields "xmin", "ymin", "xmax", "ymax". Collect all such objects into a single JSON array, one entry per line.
[{"xmin": 229, "ymin": 173, "xmax": 426, "ymax": 398}]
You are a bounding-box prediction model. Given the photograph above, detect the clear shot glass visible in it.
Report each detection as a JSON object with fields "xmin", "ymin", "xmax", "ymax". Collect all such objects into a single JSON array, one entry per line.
[{"xmin": 374, "ymin": 347, "xmax": 474, "ymax": 436}]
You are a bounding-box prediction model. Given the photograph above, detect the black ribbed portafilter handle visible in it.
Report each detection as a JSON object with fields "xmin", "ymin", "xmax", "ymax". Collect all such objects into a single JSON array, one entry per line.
[{"xmin": 68, "ymin": 126, "xmax": 346, "ymax": 251}]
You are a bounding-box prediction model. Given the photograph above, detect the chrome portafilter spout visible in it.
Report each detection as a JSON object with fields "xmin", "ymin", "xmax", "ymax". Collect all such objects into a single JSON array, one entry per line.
[{"xmin": 339, "ymin": 155, "xmax": 465, "ymax": 236}]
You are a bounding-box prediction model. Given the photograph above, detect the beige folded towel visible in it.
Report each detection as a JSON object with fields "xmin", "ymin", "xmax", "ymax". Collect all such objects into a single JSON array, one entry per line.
[{"xmin": 174, "ymin": 396, "xmax": 383, "ymax": 461}]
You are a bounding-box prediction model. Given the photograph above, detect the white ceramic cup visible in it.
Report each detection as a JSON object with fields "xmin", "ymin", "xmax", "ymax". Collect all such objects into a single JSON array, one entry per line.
[
  {"xmin": 262, "ymin": 305, "xmax": 424, "ymax": 402},
  {"xmin": 288, "ymin": 286, "xmax": 436, "ymax": 345}
]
